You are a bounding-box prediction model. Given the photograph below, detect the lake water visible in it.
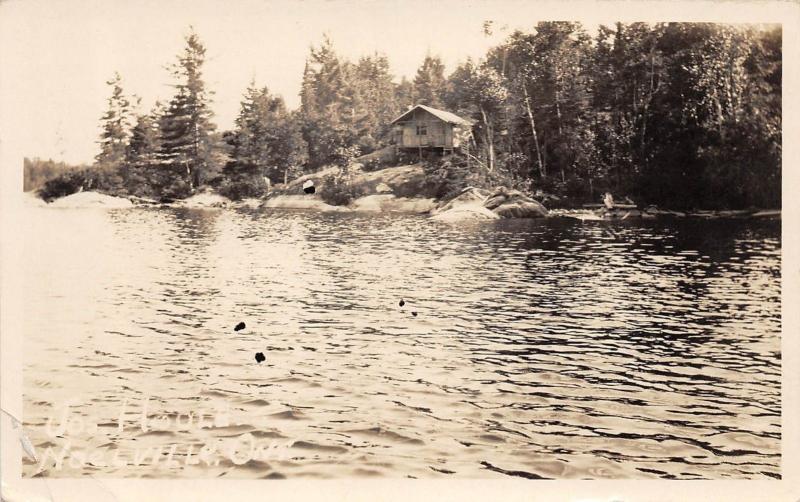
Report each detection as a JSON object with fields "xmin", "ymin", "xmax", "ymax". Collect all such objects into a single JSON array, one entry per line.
[{"xmin": 21, "ymin": 205, "xmax": 781, "ymax": 479}]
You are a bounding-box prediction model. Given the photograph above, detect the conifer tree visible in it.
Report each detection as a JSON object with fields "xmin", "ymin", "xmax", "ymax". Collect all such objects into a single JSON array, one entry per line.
[
  {"xmin": 125, "ymin": 101, "xmax": 162, "ymax": 197},
  {"xmin": 95, "ymin": 72, "xmax": 132, "ymax": 191},
  {"xmin": 412, "ymin": 54, "xmax": 447, "ymax": 108},
  {"xmin": 157, "ymin": 28, "xmax": 216, "ymax": 198},
  {"xmin": 222, "ymin": 82, "xmax": 306, "ymax": 198},
  {"xmin": 300, "ymin": 36, "xmax": 358, "ymax": 168}
]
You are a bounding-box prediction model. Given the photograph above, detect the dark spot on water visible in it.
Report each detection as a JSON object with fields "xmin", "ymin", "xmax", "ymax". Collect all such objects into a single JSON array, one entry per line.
[
  {"xmin": 255, "ymin": 352, "xmax": 265, "ymax": 363},
  {"xmin": 234, "ymin": 322, "xmax": 246, "ymax": 331},
  {"xmin": 429, "ymin": 466, "xmax": 456, "ymax": 474},
  {"xmin": 480, "ymin": 461, "xmax": 549, "ymax": 479},
  {"xmin": 411, "ymin": 311, "xmax": 418, "ymax": 317},
  {"xmin": 399, "ymin": 299, "xmax": 405, "ymax": 307},
  {"xmin": 304, "ymin": 186, "xmax": 315, "ymax": 194},
  {"xmin": 262, "ymin": 471, "xmax": 286, "ymax": 479}
]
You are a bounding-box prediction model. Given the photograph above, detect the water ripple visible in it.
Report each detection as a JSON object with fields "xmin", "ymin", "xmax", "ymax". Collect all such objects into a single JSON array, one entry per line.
[{"xmin": 22, "ymin": 207, "xmax": 780, "ymax": 479}]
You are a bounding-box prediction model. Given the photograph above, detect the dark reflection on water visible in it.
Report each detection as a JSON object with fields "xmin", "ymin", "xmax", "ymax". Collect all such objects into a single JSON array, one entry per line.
[{"xmin": 23, "ymin": 207, "xmax": 780, "ymax": 479}]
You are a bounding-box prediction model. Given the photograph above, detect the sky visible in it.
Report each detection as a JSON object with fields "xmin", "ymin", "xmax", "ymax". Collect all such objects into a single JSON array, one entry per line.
[{"xmin": 0, "ymin": 0, "xmax": 790, "ymax": 165}]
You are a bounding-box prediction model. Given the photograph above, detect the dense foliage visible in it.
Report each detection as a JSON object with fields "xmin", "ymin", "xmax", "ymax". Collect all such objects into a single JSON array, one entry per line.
[
  {"xmin": 23, "ymin": 158, "xmax": 88, "ymax": 193},
  {"xmin": 35, "ymin": 23, "xmax": 780, "ymax": 210},
  {"xmin": 319, "ymin": 146, "xmax": 365, "ymax": 206}
]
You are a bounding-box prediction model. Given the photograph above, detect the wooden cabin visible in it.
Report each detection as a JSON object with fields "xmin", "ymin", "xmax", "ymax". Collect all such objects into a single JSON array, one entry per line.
[{"xmin": 389, "ymin": 104, "xmax": 474, "ymax": 156}]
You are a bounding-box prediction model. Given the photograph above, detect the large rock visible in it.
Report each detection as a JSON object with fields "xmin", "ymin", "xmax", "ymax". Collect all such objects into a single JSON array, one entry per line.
[
  {"xmin": 430, "ymin": 203, "xmax": 500, "ymax": 222},
  {"xmin": 127, "ymin": 195, "xmax": 160, "ymax": 206},
  {"xmin": 349, "ymin": 194, "xmax": 435, "ymax": 213},
  {"xmin": 233, "ymin": 198, "xmax": 263, "ymax": 209},
  {"xmin": 176, "ymin": 190, "xmax": 231, "ymax": 209},
  {"xmin": 48, "ymin": 191, "xmax": 134, "ymax": 209},
  {"xmin": 277, "ymin": 163, "xmax": 427, "ymax": 199},
  {"xmin": 483, "ymin": 187, "xmax": 548, "ymax": 218},
  {"xmin": 375, "ymin": 182, "xmax": 393, "ymax": 194},
  {"xmin": 430, "ymin": 187, "xmax": 491, "ymax": 216},
  {"xmin": 261, "ymin": 195, "xmax": 351, "ymax": 212},
  {"xmin": 356, "ymin": 145, "xmax": 398, "ymax": 167},
  {"xmin": 357, "ymin": 164, "xmax": 427, "ymax": 197},
  {"xmin": 281, "ymin": 166, "xmax": 341, "ymax": 194}
]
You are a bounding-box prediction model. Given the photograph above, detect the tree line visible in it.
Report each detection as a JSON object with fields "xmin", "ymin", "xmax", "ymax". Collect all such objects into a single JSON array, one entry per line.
[{"xmin": 38, "ymin": 23, "xmax": 780, "ymax": 209}]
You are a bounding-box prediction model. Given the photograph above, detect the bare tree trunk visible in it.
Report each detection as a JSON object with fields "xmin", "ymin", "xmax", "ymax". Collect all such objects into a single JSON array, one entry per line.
[
  {"xmin": 555, "ymin": 91, "xmax": 563, "ymax": 137},
  {"xmin": 185, "ymin": 160, "xmax": 193, "ymax": 189},
  {"xmin": 480, "ymin": 106, "xmax": 495, "ymax": 172},
  {"xmin": 554, "ymin": 63, "xmax": 564, "ymax": 137},
  {"xmin": 714, "ymin": 93, "xmax": 725, "ymax": 140},
  {"xmin": 522, "ymin": 82, "xmax": 545, "ymax": 177},
  {"xmin": 640, "ymin": 49, "xmax": 656, "ymax": 156}
]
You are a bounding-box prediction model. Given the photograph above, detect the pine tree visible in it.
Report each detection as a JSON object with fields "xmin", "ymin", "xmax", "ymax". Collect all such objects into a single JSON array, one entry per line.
[
  {"xmin": 124, "ymin": 102, "xmax": 162, "ymax": 197},
  {"xmin": 412, "ymin": 54, "xmax": 447, "ymax": 108},
  {"xmin": 239, "ymin": 83, "xmax": 306, "ymax": 181},
  {"xmin": 395, "ymin": 76, "xmax": 415, "ymax": 111},
  {"xmin": 221, "ymin": 82, "xmax": 307, "ymax": 198},
  {"xmin": 352, "ymin": 53, "xmax": 399, "ymax": 151},
  {"xmin": 95, "ymin": 72, "xmax": 132, "ymax": 192},
  {"xmin": 300, "ymin": 36, "xmax": 358, "ymax": 168},
  {"xmin": 157, "ymin": 28, "xmax": 217, "ymax": 198}
]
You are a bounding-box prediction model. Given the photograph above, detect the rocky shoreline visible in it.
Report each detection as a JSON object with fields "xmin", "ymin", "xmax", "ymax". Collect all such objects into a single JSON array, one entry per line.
[
  {"xmin": 31, "ymin": 162, "xmax": 780, "ymax": 221},
  {"xmin": 33, "ymin": 187, "xmax": 781, "ymax": 223}
]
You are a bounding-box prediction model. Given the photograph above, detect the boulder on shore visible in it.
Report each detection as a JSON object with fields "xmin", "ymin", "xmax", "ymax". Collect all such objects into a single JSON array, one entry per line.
[
  {"xmin": 430, "ymin": 187, "xmax": 491, "ymax": 216},
  {"xmin": 431, "ymin": 186, "xmax": 549, "ymax": 221},
  {"xmin": 483, "ymin": 186, "xmax": 548, "ymax": 218},
  {"xmin": 127, "ymin": 195, "xmax": 160, "ymax": 206},
  {"xmin": 175, "ymin": 190, "xmax": 231, "ymax": 209},
  {"xmin": 233, "ymin": 198, "xmax": 263, "ymax": 209},
  {"xmin": 273, "ymin": 166, "xmax": 339, "ymax": 196},
  {"xmin": 261, "ymin": 194, "xmax": 351, "ymax": 212},
  {"xmin": 276, "ymin": 163, "xmax": 427, "ymax": 199},
  {"xmin": 375, "ymin": 182, "xmax": 393, "ymax": 194},
  {"xmin": 430, "ymin": 203, "xmax": 500, "ymax": 222},
  {"xmin": 349, "ymin": 194, "xmax": 435, "ymax": 213},
  {"xmin": 48, "ymin": 191, "xmax": 133, "ymax": 209}
]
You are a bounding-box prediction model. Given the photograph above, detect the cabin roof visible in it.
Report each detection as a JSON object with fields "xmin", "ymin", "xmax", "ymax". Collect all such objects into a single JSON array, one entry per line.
[{"xmin": 390, "ymin": 104, "xmax": 474, "ymax": 126}]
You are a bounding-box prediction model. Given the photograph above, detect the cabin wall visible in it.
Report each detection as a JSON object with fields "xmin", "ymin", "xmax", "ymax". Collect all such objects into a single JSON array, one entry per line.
[{"xmin": 395, "ymin": 108, "xmax": 452, "ymax": 149}]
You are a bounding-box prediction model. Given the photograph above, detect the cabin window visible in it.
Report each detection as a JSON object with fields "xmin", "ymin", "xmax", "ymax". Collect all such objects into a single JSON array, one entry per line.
[{"xmin": 416, "ymin": 124, "xmax": 427, "ymax": 136}]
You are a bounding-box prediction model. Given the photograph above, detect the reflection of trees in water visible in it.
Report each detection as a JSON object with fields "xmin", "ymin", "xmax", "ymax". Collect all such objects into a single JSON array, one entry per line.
[
  {"xmin": 501, "ymin": 217, "xmax": 780, "ymax": 303},
  {"xmin": 158, "ymin": 209, "xmax": 223, "ymax": 328},
  {"xmin": 108, "ymin": 207, "xmax": 222, "ymax": 250},
  {"xmin": 464, "ymin": 217, "xmax": 780, "ymax": 398},
  {"xmin": 168, "ymin": 208, "xmax": 222, "ymax": 245},
  {"xmin": 640, "ymin": 218, "xmax": 780, "ymax": 263}
]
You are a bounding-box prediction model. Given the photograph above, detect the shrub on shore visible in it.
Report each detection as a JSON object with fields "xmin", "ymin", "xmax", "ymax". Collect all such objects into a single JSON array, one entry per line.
[
  {"xmin": 38, "ymin": 166, "xmax": 129, "ymax": 202},
  {"xmin": 422, "ymin": 153, "xmax": 531, "ymax": 202},
  {"xmin": 318, "ymin": 146, "xmax": 365, "ymax": 206}
]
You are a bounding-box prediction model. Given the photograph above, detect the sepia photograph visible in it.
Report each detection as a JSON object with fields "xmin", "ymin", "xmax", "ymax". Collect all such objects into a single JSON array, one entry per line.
[{"xmin": 0, "ymin": 0, "xmax": 796, "ymax": 500}]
